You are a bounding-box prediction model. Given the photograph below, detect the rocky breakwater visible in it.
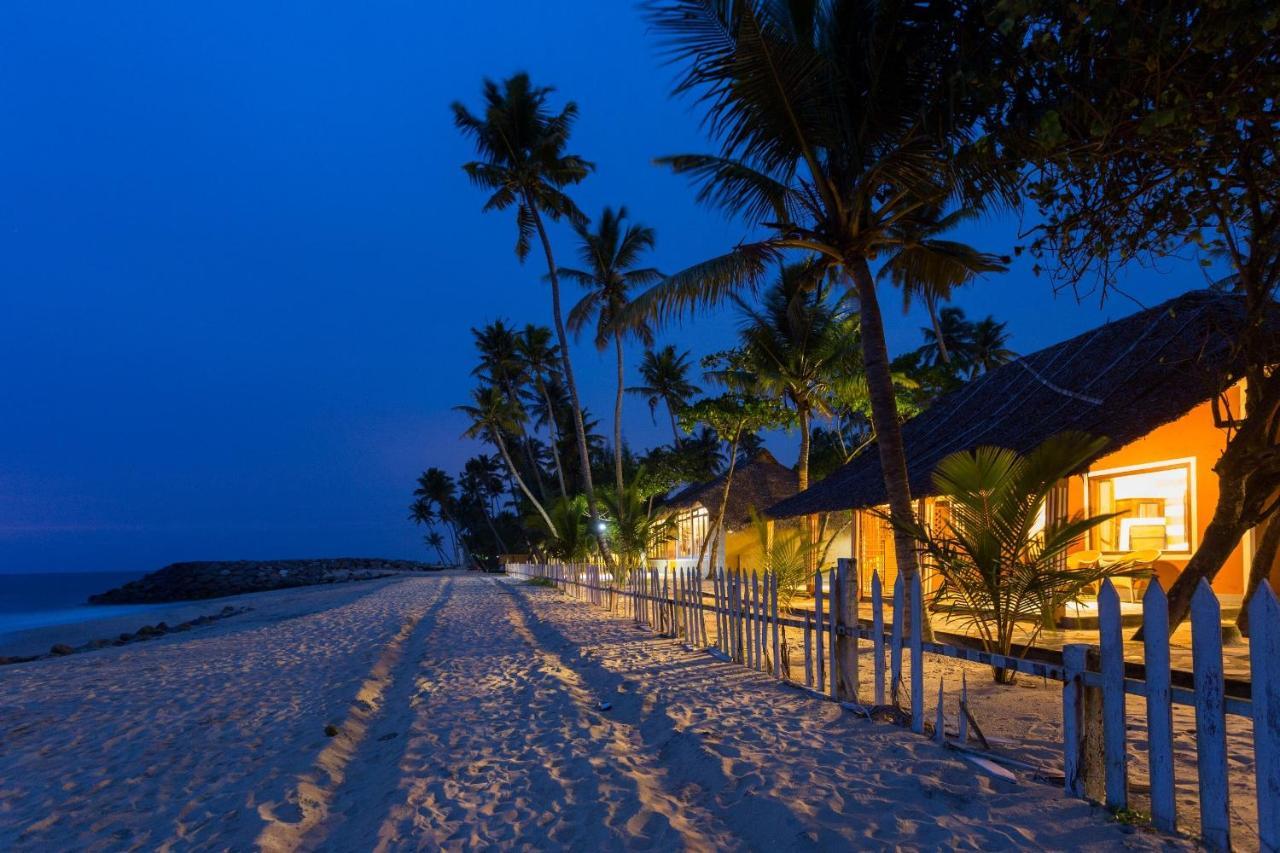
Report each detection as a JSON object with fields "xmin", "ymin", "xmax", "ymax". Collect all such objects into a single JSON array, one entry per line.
[{"xmin": 89, "ymin": 558, "xmax": 439, "ymax": 604}]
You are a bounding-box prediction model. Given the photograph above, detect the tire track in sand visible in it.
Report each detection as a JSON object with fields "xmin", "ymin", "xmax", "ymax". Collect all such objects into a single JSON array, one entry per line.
[{"xmin": 256, "ymin": 578, "xmax": 455, "ymax": 852}]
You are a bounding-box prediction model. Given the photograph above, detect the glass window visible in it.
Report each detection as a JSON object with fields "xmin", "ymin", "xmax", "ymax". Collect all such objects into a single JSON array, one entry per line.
[
  {"xmin": 672, "ymin": 508, "xmax": 709, "ymax": 558},
  {"xmin": 1087, "ymin": 461, "xmax": 1193, "ymax": 554}
]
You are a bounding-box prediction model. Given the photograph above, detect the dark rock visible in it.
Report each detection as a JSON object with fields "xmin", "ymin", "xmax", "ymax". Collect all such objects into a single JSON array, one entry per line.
[
  {"xmin": 87, "ymin": 559, "xmax": 429, "ymax": 605},
  {"xmin": 118, "ymin": 633, "xmax": 134, "ymax": 642},
  {"xmin": 324, "ymin": 724, "xmax": 340, "ymax": 737},
  {"xmin": 50, "ymin": 644, "xmax": 75, "ymax": 656}
]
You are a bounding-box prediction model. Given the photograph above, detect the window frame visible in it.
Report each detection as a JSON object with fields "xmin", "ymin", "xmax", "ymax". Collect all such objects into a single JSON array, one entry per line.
[{"xmin": 1083, "ymin": 457, "xmax": 1197, "ymax": 557}]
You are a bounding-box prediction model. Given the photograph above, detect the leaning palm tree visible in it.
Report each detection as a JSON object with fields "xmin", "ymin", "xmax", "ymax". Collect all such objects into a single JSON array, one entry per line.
[
  {"xmin": 563, "ymin": 206, "xmax": 661, "ymax": 496},
  {"xmin": 918, "ymin": 306, "xmax": 975, "ymax": 371},
  {"xmin": 471, "ymin": 321, "xmax": 548, "ymax": 501},
  {"xmin": 515, "ymin": 324, "xmax": 569, "ymax": 498},
  {"xmin": 456, "ymin": 385, "xmax": 559, "ymax": 538},
  {"xmin": 628, "ymin": 345, "xmax": 702, "ymax": 446},
  {"xmin": 414, "ymin": 468, "xmax": 473, "ymax": 570},
  {"xmin": 452, "ymin": 74, "xmax": 605, "ymax": 539},
  {"xmin": 423, "ymin": 530, "xmax": 450, "ymax": 565},
  {"xmin": 632, "ymin": 1, "xmax": 1017, "ymax": 635}
]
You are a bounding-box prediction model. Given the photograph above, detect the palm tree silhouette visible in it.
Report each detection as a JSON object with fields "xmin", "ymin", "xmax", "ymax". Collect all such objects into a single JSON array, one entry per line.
[
  {"xmin": 453, "ymin": 73, "xmax": 604, "ymax": 541},
  {"xmin": 456, "ymin": 385, "xmax": 558, "ymax": 538},
  {"xmin": 471, "ymin": 320, "xmax": 547, "ymax": 501},
  {"xmin": 632, "ymin": 2, "xmax": 1016, "ymax": 635},
  {"xmin": 967, "ymin": 316, "xmax": 1016, "ymax": 378},
  {"xmin": 515, "ymin": 324, "xmax": 569, "ymax": 498},
  {"xmin": 563, "ymin": 206, "xmax": 661, "ymax": 495},
  {"xmin": 628, "ymin": 345, "xmax": 701, "ymax": 446}
]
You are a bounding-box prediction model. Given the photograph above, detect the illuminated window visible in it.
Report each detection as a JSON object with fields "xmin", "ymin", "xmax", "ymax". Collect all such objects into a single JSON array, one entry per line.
[
  {"xmin": 1086, "ymin": 460, "xmax": 1193, "ymax": 554},
  {"xmin": 672, "ymin": 508, "xmax": 709, "ymax": 558}
]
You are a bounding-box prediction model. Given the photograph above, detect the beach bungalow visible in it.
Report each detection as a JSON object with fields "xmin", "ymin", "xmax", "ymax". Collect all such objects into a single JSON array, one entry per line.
[
  {"xmin": 648, "ymin": 450, "xmax": 798, "ymax": 574},
  {"xmin": 767, "ymin": 290, "xmax": 1279, "ymax": 618}
]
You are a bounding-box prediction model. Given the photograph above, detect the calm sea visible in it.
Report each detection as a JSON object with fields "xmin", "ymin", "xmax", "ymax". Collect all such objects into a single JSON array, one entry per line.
[{"xmin": 0, "ymin": 571, "xmax": 158, "ymax": 638}]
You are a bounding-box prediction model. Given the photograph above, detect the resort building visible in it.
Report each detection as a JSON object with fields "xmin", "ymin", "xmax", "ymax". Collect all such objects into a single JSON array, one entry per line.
[
  {"xmin": 647, "ymin": 450, "xmax": 798, "ymax": 573},
  {"xmin": 767, "ymin": 290, "xmax": 1279, "ymax": 613}
]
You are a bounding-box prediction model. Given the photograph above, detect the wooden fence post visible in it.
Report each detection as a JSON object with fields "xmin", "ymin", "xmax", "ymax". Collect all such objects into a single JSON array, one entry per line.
[
  {"xmin": 1063, "ymin": 643, "xmax": 1088, "ymax": 799},
  {"xmin": 771, "ymin": 572, "xmax": 782, "ymax": 680},
  {"xmin": 1251, "ymin": 582, "xmax": 1280, "ymax": 852},
  {"xmin": 828, "ymin": 569, "xmax": 838, "ymax": 698},
  {"xmin": 1142, "ymin": 580, "xmax": 1176, "ymax": 833},
  {"xmin": 1098, "ymin": 580, "xmax": 1128, "ymax": 811},
  {"xmin": 872, "ymin": 572, "xmax": 885, "ymax": 705},
  {"xmin": 1191, "ymin": 580, "xmax": 1230, "ymax": 851},
  {"xmin": 814, "ymin": 569, "xmax": 825, "ymax": 693},
  {"xmin": 804, "ymin": 613, "xmax": 813, "ymax": 688},
  {"xmin": 910, "ymin": 572, "xmax": 923, "ymax": 734},
  {"xmin": 837, "ymin": 559, "xmax": 858, "ymax": 702},
  {"xmin": 891, "ymin": 573, "xmax": 904, "ymax": 703}
]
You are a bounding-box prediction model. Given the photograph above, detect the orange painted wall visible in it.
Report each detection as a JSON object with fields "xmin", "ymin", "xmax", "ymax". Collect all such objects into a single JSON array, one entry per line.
[{"xmin": 1065, "ymin": 385, "xmax": 1247, "ymax": 595}]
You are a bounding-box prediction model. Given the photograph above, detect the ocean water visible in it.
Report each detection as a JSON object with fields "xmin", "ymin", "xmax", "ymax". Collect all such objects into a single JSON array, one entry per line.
[{"xmin": 0, "ymin": 571, "xmax": 159, "ymax": 638}]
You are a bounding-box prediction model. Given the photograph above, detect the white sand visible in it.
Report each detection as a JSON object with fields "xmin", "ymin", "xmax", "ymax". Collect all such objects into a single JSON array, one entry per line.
[{"xmin": 0, "ymin": 573, "xmax": 1186, "ymax": 850}]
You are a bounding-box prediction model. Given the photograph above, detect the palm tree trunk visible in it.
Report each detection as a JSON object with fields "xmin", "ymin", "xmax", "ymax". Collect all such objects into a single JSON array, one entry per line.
[
  {"xmin": 1238, "ymin": 509, "xmax": 1280, "ymax": 636},
  {"xmin": 695, "ymin": 428, "xmax": 742, "ymax": 575},
  {"xmin": 613, "ymin": 333, "xmax": 626, "ymax": 496},
  {"xmin": 847, "ymin": 259, "xmax": 931, "ymax": 640},
  {"xmin": 537, "ymin": 378, "xmax": 569, "ymax": 499},
  {"xmin": 668, "ymin": 402, "xmax": 683, "ymax": 447},
  {"xmin": 526, "ymin": 201, "xmax": 607, "ymax": 552},
  {"xmin": 927, "ymin": 293, "xmax": 951, "ymax": 365},
  {"xmin": 798, "ymin": 406, "xmax": 817, "ymax": 573},
  {"xmin": 480, "ymin": 505, "xmax": 509, "ymax": 553},
  {"xmin": 493, "ymin": 431, "xmax": 560, "ymax": 540}
]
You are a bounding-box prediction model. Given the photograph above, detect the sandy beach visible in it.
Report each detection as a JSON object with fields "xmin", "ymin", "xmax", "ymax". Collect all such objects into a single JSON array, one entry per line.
[{"xmin": 0, "ymin": 572, "xmax": 1184, "ymax": 850}]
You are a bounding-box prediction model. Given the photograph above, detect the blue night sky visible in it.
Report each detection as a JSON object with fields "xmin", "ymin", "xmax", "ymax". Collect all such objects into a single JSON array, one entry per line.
[{"xmin": 0, "ymin": 1, "xmax": 1211, "ymax": 573}]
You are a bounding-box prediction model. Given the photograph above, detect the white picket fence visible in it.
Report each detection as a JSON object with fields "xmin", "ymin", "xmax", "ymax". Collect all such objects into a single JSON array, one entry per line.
[{"xmin": 506, "ymin": 560, "xmax": 1280, "ymax": 851}]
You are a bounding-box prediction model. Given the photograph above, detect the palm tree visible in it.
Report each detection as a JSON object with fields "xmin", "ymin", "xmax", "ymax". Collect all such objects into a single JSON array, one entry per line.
[
  {"xmin": 471, "ymin": 321, "xmax": 547, "ymax": 500},
  {"xmin": 628, "ymin": 345, "xmax": 702, "ymax": 446},
  {"xmin": 967, "ymin": 317, "xmax": 1016, "ymax": 377},
  {"xmin": 453, "ymin": 74, "xmax": 605, "ymax": 542},
  {"xmin": 633, "ymin": 2, "xmax": 1016, "ymax": 635},
  {"xmin": 423, "ymin": 530, "xmax": 450, "ymax": 565},
  {"xmin": 414, "ymin": 468, "xmax": 473, "ymax": 570},
  {"xmin": 461, "ymin": 454, "xmax": 510, "ymax": 552},
  {"xmin": 878, "ymin": 207, "xmax": 1009, "ymax": 365},
  {"xmin": 563, "ymin": 206, "xmax": 661, "ymax": 496},
  {"xmin": 886, "ymin": 432, "xmax": 1134, "ymax": 683},
  {"xmin": 456, "ymin": 385, "xmax": 559, "ymax": 539},
  {"xmin": 515, "ymin": 324, "xmax": 569, "ymax": 498},
  {"xmin": 919, "ymin": 306, "xmax": 975, "ymax": 370}
]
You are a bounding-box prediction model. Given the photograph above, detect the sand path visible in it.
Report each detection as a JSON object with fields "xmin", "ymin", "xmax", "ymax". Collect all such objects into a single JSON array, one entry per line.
[{"xmin": 1, "ymin": 574, "xmax": 1184, "ymax": 850}]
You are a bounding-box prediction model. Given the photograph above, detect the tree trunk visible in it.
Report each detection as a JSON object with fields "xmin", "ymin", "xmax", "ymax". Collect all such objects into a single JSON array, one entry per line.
[
  {"xmin": 480, "ymin": 505, "xmax": 509, "ymax": 554},
  {"xmin": 847, "ymin": 259, "xmax": 930, "ymax": 640},
  {"xmin": 493, "ymin": 431, "xmax": 559, "ymax": 540},
  {"xmin": 695, "ymin": 430, "xmax": 741, "ymax": 575},
  {"xmin": 1238, "ymin": 510, "xmax": 1280, "ymax": 636},
  {"xmin": 614, "ymin": 333, "xmax": 626, "ymax": 496},
  {"xmin": 927, "ymin": 293, "xmax": 951, "ymax": 365},
  {"xmin": 537, "ymin": 377, "xmax": 569, "ymax": 499},
  {"xmin": 798, "ymin": 406, "xmax": 818, "ymax": 573},
  {"xmin": 526, "ymin": 201, "xmax": 606, "ymax": 554},
  {"xmin": 668, "ymin": 401, "xmax": 683, "ymax": 447}
]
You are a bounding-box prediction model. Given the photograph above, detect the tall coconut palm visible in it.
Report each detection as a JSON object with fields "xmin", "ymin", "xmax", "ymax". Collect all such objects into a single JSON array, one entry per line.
[
  {"xmin": 461, "ymin": 454, "xmax": 510, "ymax": 552},
  {"xmin": 919, "ymin": 307, "xmax": 975, "ymax": 370},
  {"xmin": 452, "ymin": 74, "xmax": 605, "ymax": 542},
  {"xmin": 515, "ymin": 324, "xmax": 569, "ymax": 498},
  {"xmin": 456, "ymin": 385, "xmax": 559, "ymax": 539},
  {"xmin": 563, "ymin": 206, "xmax": 661, "ymax": 496},
  {"xmin": 633, "ymin": 1, "xmax": 1016, "ymax": 635},
  {"xmin": 967, "ymin": 317, "xmax": 1016, "ymax": 377},
  {"xmin": 628, "ymin": 345, "xmax": 702, "ymax": 446}
]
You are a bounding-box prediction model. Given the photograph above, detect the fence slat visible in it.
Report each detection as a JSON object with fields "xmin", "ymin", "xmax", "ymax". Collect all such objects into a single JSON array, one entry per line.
[
  {"xmin": 891, "ymin": 573, "xmax": 903, "ymax": 702},
  {"xmin": 959, "ymin": 672, "xmax": 968, "ymax": 744},
  {"xmin": 771, "ymin": 572, "xmax": 782, "ymax": 680},
  {"xmin": 1098, "ymin": 579, "xmax": 1128, "ymax": 811},
  {"xmin": 828, "ymin": 569, "xmax": 838, "ymax": 697},
  {"xmin": 814, "ymin": 569, "xmax": 826, "ymax": 693},
  {"xmin": 804, "ymin": 613, "xmax": 813, "ymax": 688},
  {"xmin": 838, "ymin": 559, "xmax": 858, "ymax": 702},
  {"xmin": 1191, "ymin": 579, "xmax": 1230, "ymax": 852},
  {"xmin": 1251, "ymin": 582, "xmax": 1280, "ymax": 852},
  {"xmin": 1141, "ymin": 580, "xmax": 1176, "ymax": 833},
  {"xmin": 910, "ymin": 572, "xmax": 923, "ymax": 734},
  {"xmin": 935, "ymin": 678, "xmax": 945, "ymax": 743},
  {"xmin": 1063, "ymin": 643, "xmax": 1088, "ymax": 799},
  {"xmin": 872, "ymin": 572, "xmax": 885, "ymax": 705}
]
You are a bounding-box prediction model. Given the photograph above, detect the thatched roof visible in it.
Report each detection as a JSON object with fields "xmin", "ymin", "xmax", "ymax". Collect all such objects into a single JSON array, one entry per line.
[
  {"xmin": 661, "ymin": 449, "xmax": 799, "ymax": 529},
  {"xmin": 768, "ymin": 289, "xmax": 1279, "ymax": 517}
]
